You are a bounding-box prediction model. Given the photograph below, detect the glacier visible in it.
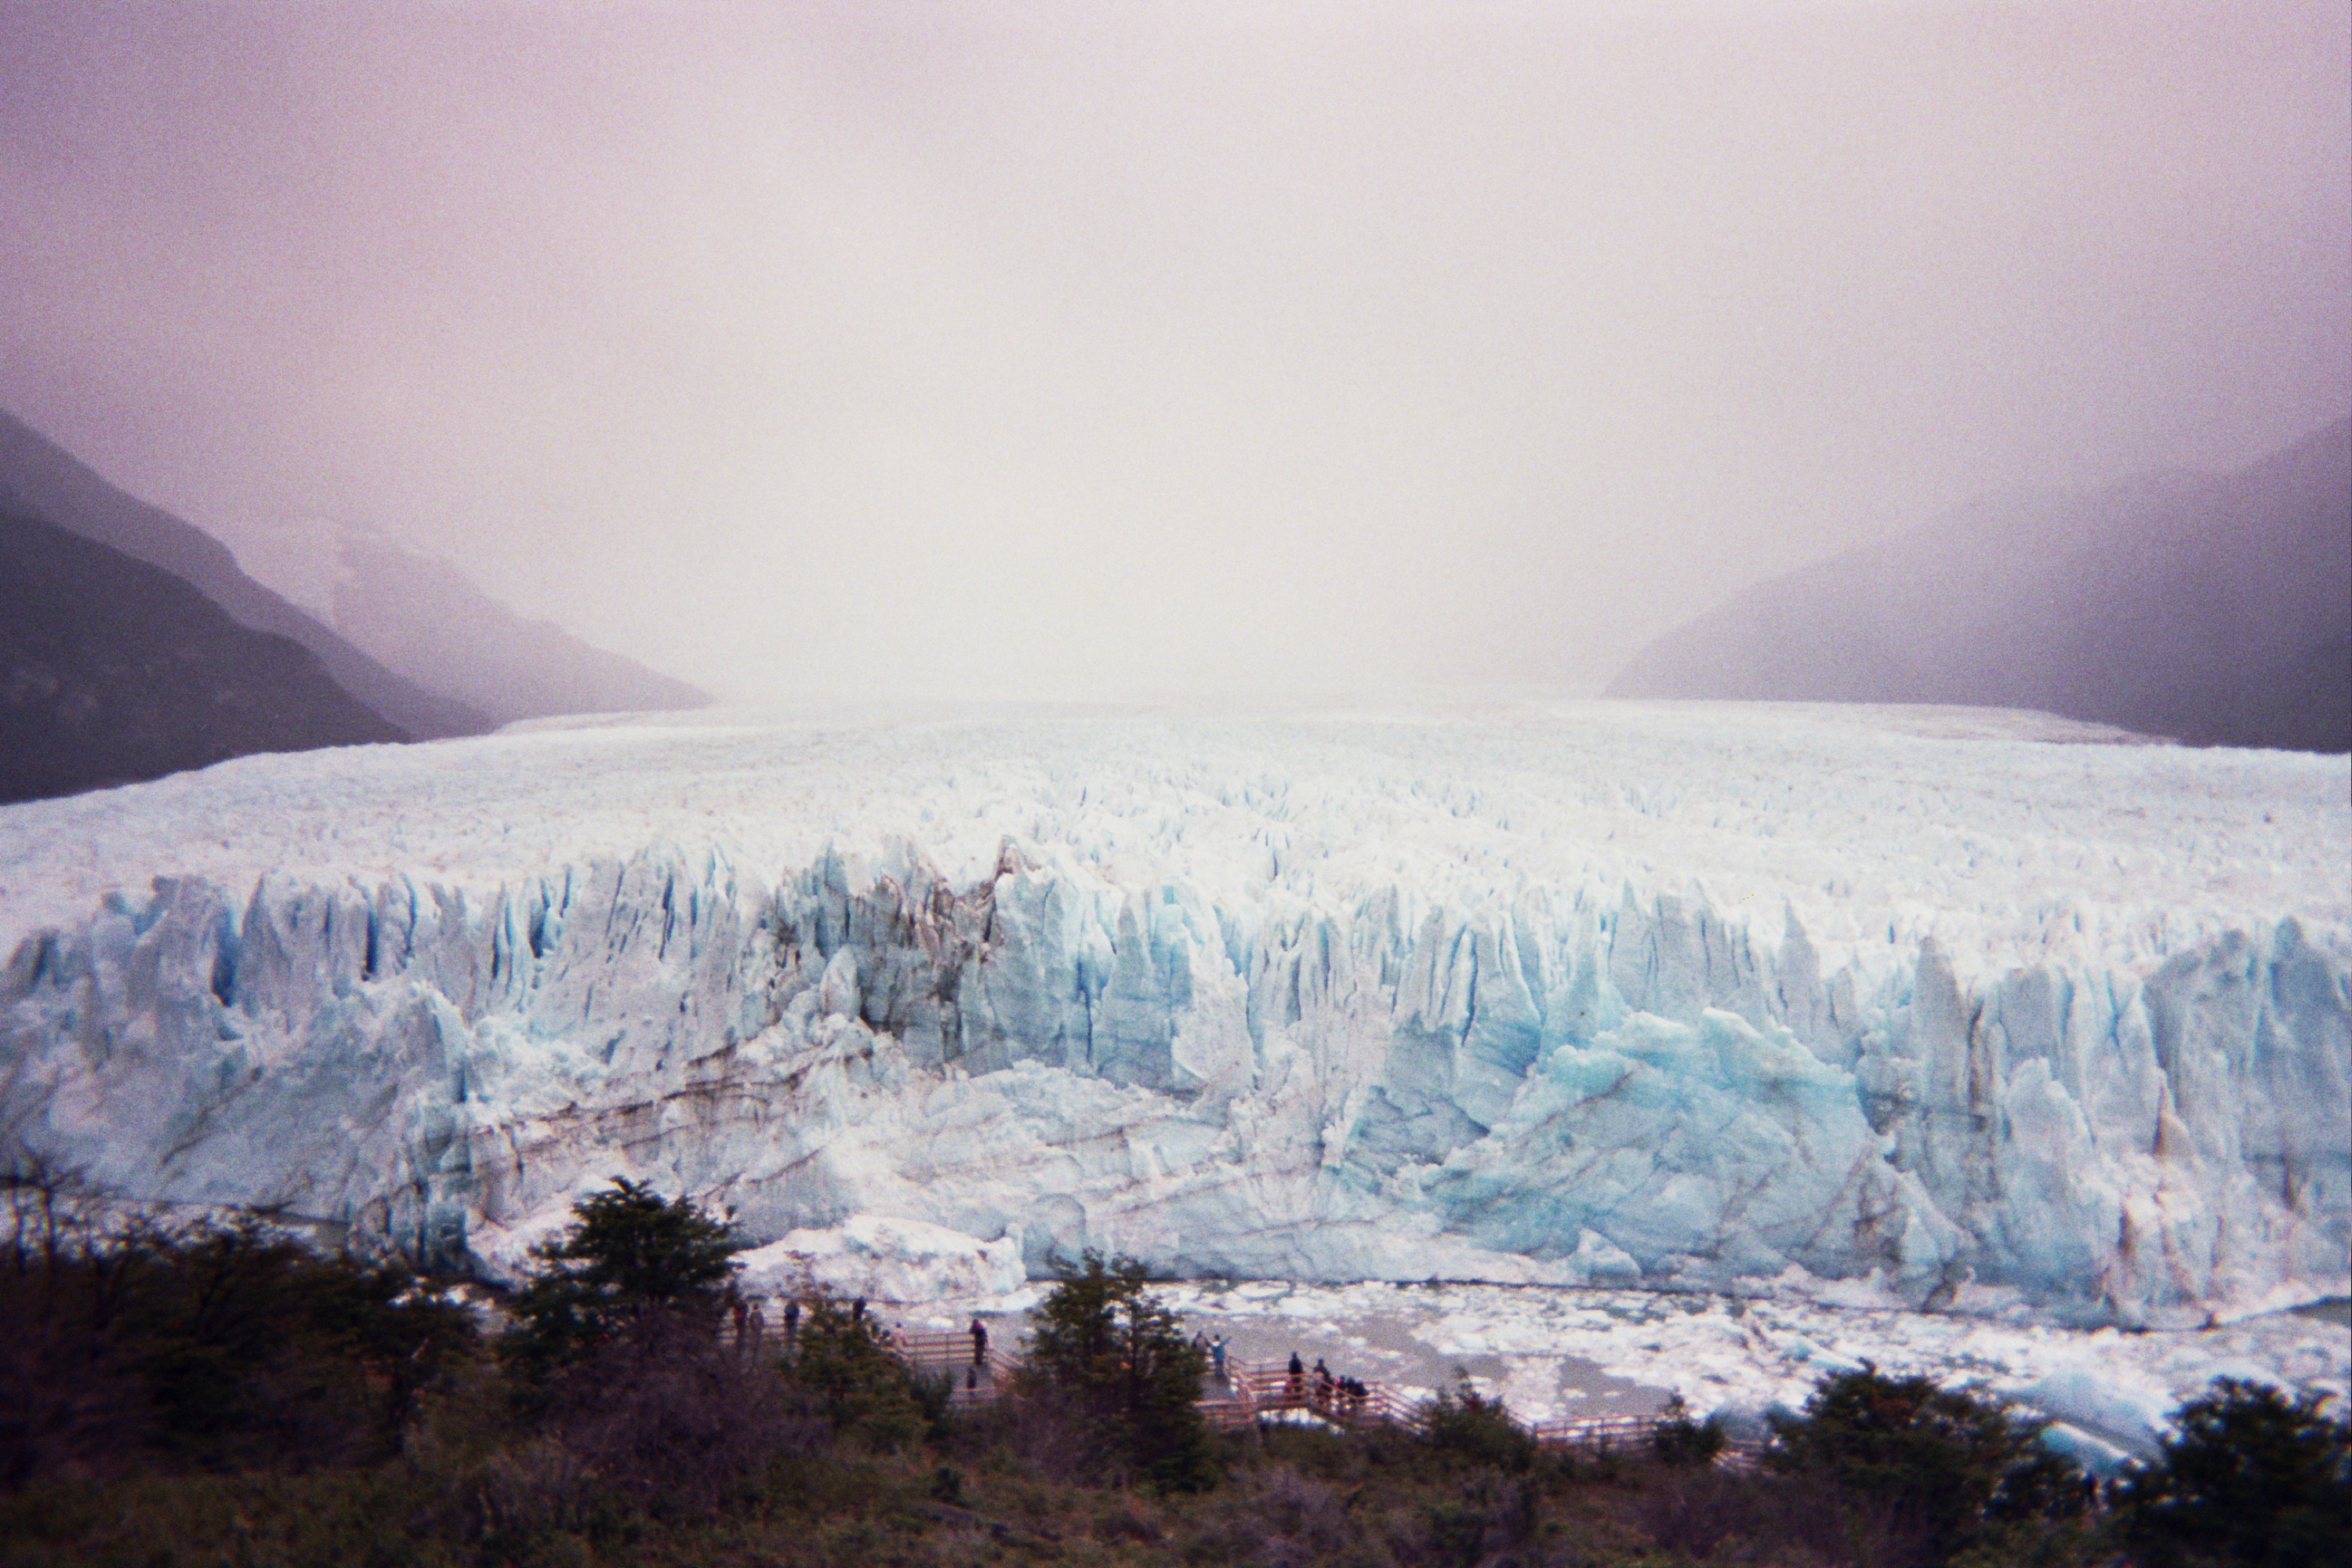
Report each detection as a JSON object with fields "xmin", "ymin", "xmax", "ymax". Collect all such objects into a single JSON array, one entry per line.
[{"xmin": 1, "ymin": 698, "xmax": 2345, "ymax": 1329}]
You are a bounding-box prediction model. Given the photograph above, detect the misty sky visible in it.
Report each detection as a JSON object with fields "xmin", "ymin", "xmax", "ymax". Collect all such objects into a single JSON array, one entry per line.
[{"xmin": 2, "ymin": 1, "xmax": 2347, "ymax": 702}]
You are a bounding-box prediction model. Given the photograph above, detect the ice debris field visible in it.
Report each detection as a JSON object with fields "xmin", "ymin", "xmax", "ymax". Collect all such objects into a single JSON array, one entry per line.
[
  {"xmin": 2, "ymin": 696, "xmax": 2346, "ymax": 1439},
  {"xmin": 883, "ymin": 1280, "xmax": 2347, "ymax": 1472}
]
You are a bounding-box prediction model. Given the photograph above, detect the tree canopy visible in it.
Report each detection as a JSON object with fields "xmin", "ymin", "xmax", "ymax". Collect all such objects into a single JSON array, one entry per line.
[
  {"xmin": 1766, "ymin": 1363, "xmax": 2087, "ymax": 1563},
  {"xmin": 502, "ymin": 1178, "xmax": 746, "ymax": 1379},
  {"xmin": 1027, "ymin": 1251, "xmax": 1213, "ymax": 1492},
  {"xmin": 2113, "ymin": 1377, "xmax": 2352, "ymax": 1568}
]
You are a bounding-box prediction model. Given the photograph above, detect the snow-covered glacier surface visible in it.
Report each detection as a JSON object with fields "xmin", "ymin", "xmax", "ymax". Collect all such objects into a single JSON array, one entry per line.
[{"xmin": 2, "ymin": 698, "xmax": 2346, "ymax": 1328}]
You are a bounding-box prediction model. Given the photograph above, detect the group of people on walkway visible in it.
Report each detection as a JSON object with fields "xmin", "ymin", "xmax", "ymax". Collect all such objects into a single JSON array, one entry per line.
[
  {"xmin": 1185, "ymin": 1328, "xmax": 1376, "ymax": 1420},
  {"xmin": 750, "ymin": 1301, "xmax": 1388, "ymax": 1421},
  {"xmin": 1283, "ymin": 1351, "xmax": 1373, "ymax": 1418}
]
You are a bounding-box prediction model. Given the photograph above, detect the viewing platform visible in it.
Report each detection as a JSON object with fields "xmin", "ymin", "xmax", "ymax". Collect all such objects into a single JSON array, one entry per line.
[{"xmin": 738, "ymin": 1304, "xmax": 1765, "ymax": 1468}]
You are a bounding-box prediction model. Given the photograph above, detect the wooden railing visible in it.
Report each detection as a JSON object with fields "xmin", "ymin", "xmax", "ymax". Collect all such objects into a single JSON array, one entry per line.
[
  {"xmin": 1202, "ymin": 1364, "xmax": 1428, "ymax": 1432},
  {"xmin": 1530, "ymin": 1413, "xmax": 1665, "ymax": 1449},
  {"xmin": 1200, "ymin": 1361, "xmax": 1764, "ymax": 1467},
  {"xmin": 888, "ymin": 1329, "xmax": 1018, "ymax": 1400}
]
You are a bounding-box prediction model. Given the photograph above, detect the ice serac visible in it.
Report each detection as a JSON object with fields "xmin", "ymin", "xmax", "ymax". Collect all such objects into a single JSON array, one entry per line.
[{"xmin": 4, "ymin": 835, "xmax": 2344, "ymax": 1324}]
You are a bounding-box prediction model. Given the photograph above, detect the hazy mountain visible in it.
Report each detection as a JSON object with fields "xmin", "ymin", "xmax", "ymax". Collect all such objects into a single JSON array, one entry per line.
[
  {"xmin": 317, "ymin": 532, "xmax": 707, "ymax": 726},
  {"xmin": 0, "ymin": 410, "xmax": 488, "ymax": 739},
  {"xmin": 3, "ymin": 408, "xmax": 705, "ymax": 733},
  {"xmin": 1, "ymin": 503, "xmax": 404, "ymax": 804},
  {"xmin": 1606, "ymin": 419, "xmax": 2352, "ymax": 753}
]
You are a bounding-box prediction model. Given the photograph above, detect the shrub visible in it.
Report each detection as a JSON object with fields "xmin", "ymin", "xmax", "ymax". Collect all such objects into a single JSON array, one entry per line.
[
  {"xmin": 1418, "ymin": 1471, "xmax": 1539, "ymax": 1566},
  {"xmin": 785, "ymin": 1295, "xmax": 932, "ymax": 1452},
  {"xmin": 2111, "ymin": 1377, "xmax": 2352, "ymax": 1568},
  {"xmin": 1026, "ymin": 1251, "xmax": 1215, "ymax": 1492},
  {"xmin": 500, "ymin": 1178, "xmax": 746, "ymax": 1381},
  {"xmin": 1767, "ymin": 1364, "xmax": 2087, "ymax": 1566},
  {"xmin": 1418, "ymin": 1375, "xmax": 1536, "ymax": 1474},
  {"xmin": 0, "ymin": 1196, "xmax": 475, "ymax": 1483},
  {"xmin": 542, "ymin": 1308, "xmax": 822, "ymax": 1512},
  {"xmin": 1636, "ymin": 1465, "xmax": 1882, "ymax": 1564},
  {"xmin": 956, "ymin": 1378, "xmax": 1104, "ymax": 1485},
  {"xmin": 1650, "ymin": 1392, "xmax": 1727, "ymax": 1466}
]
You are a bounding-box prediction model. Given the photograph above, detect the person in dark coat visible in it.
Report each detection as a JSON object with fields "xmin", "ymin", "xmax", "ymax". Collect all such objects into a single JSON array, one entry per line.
[{"xmin": 970, "ymin": 1316, "xmax": 989, "ymax": 1367}]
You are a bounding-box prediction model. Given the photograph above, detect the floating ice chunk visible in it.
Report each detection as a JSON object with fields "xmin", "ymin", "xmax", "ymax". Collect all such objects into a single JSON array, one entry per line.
[
  {"xmin": 2011, "ymin": 1365, "xmax": 2176, "ymax": 1456},
  {"xmin": 2039, "ymin": 1421, "xmax": 2136, "ymax": 1476},
  {"xmin": 1779, "ymin": 1336, "xmax": 1864, "ymax": 1374}
]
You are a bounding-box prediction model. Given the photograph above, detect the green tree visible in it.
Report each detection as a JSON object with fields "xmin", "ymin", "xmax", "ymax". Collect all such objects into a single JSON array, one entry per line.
[
  {"xmin": 1768, "ymin": 1364, "xmax": 2087, "ymax": 1564},
  {"xmin": 1, "ymin": 1203, "xmax": 476, "ymax": 1480},
  {"xmin": 111, "ymin": 1215, "xmax": 479, "ymax": 1468},
  {"xmin": 1419, "ymin": 1374, "xmax": 1537, "ymax": 1472},
  {"xmin": 1026, "ymin": 1251, "xmax": 1214, "ymax": 1492},
  {"xmin": 291, "ymin": 1250, "xmax": 476, "ymax": 1450},
  {"xmin": 1650, "ymin": 1392, "xmax": 1728, "ymax": 1467},
  {"xmin": 786, "ymin": 1296, "xmax": 936, "ymax": 1452},
  {"xmin": 501, "ymin": 1178, "xmax": 746, "ymax": 1380},
  {"xmin": 2111, "ymin": 1377, "xmax": 2352, "ymax": 1568}
]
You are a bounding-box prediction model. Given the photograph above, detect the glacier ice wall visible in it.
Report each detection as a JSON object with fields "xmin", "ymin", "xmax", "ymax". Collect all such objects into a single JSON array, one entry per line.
[{"xmin": 5, "ymin": 826, "xmax": 2344, "ymax": 1323}]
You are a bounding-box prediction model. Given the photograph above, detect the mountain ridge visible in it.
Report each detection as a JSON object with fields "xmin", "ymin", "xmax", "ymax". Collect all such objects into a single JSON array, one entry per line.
[
  {"xmin": 0, "ymin": 410, "xmax": 488, "ymax": 739},
  {"xmin": 1, "ymin": 502, "xmax": 405, "ymax": 803},
  {"xmin": 1606, "ymin": 419, "xmax": 2352, "ymax": 752},
  {"xmin": 324, "ymin": 529, "xmax": 707, "ymax": 725},
  {"xmin": 3, "ymin": 409, "xmax": 710, "ymax": 736}
]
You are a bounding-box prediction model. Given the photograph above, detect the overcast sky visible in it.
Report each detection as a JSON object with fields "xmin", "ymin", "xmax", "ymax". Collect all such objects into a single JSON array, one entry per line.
[{"xmin": 2, "ymin": 0, "xmax": 2346, "ymax": 702}]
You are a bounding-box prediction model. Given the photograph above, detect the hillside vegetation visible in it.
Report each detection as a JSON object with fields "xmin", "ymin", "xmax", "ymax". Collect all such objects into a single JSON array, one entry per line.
[{"xmin": 2, "ymin": 1175, "xmax": 2341, "ymax": 1568}]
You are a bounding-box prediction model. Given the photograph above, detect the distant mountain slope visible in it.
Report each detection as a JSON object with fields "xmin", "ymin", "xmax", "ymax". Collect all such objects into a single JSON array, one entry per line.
[
  {"xmin": 0, "ymin": 410, "xmax": 488, "ymax": 739},
  {"xmin": 1, "ymin": 504, "xmax": 403, "ymax": 804},
  {"xmin": 1606, "ymin": 419, "xmax": 2352, "ymax": 752},
  {"xmin": 323, "ymin": 532, "xmax": 706, "ymax": 726}
]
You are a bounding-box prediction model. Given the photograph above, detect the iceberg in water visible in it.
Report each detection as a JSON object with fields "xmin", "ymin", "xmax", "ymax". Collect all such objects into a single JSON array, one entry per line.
[{"xmin": 0, "ymin": 699, "xmax": 2343, "ymax": 1327}]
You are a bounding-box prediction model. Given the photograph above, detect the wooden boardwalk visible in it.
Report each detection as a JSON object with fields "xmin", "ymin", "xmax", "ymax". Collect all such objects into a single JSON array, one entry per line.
[
  {"xmin": 1194, "ymin": 1362, "xmax": 1762, "ymax": 1467},
  {"xmin": 889, "ymin": 1328, "xmax": 1020, "ymax": 1403},
  {"xmin": 753, "ymin": 1309, "xmax": 1760, "ymax": 1468}
]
